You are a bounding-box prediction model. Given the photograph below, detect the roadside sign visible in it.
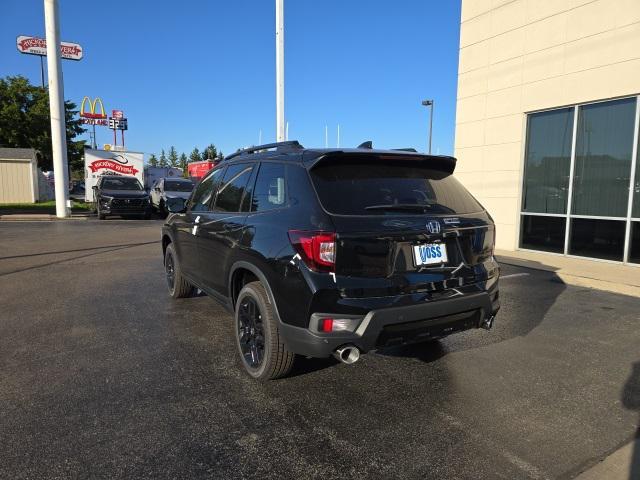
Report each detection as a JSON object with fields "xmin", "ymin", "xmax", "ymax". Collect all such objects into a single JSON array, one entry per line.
[
  {"xmin": 112, "ymin": 110, "xmax": 124, "ymax": 120},
  {"xmin": 16, "ymin": 35, "xmax": 83, "ymax": 61},
  {"xmin": 80, "ymin": 97, "xmax": 108, "ymax": 126},
  {"xmin": 109, "ymin": 117, "xmax": 128, "ymax": 131}
]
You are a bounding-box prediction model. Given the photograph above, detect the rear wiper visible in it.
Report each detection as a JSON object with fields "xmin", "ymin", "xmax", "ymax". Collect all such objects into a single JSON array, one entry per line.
[{"xmin": 364, "ymin": 204, "xmax": 432, "ymax": 212}]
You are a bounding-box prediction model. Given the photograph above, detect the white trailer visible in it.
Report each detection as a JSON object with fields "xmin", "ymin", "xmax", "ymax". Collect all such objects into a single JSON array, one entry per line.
[{"xmin": 84, "ymin": 148, "xmax": 144, "ymax": 202}]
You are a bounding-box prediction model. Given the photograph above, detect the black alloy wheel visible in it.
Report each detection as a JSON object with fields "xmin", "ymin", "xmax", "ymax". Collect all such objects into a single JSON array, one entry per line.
[
  {"xmin": 237, "ymin": 296, "xmax": 265, "ymax": 368},
  {"xmin": 164, "ymin": 243, "xmax": 194, "ymax": 299},
  {"xmin": 165, "ymin": 251, "xmax": 176, "ymax": 290}
]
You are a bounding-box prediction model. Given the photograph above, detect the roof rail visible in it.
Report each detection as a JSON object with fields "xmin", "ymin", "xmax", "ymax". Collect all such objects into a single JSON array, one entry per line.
[
  {"xmin": 391, "ymin": 148, "xmax": 418, "ymax": 152},
  {"xmin": 223, "ymin": 140, "xmax": 304, "ymax": 162}
]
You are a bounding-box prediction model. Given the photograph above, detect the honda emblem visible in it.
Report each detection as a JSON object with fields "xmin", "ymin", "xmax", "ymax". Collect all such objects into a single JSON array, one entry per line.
[{"xmin": 426, "ymin": 220, "xmax": 441, "ymax": 234}]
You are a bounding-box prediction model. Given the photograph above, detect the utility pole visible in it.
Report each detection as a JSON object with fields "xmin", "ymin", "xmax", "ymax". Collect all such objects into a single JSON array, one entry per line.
[
  {"xmin": 44, "ymin": 0, "xmax": 70, "ymax": 218},
  {"xmin": 421, "ymin": 99, "xmax": 434, "ymax": 154},
  {"xmin": 275, "ymin": 0, "xmax": 285, "ymax": 142}
]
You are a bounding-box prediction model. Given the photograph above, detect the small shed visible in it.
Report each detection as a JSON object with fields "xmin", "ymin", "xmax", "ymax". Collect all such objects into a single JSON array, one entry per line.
[{"xmin": 0, "ymin": 148, "xmax": 39, "ymax": 203}]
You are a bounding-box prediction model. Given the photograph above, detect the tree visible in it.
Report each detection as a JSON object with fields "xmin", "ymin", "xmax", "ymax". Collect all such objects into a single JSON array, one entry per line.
[
  {"xmin": 148, "ymin": 153, "xmax": 158, "ymax": 167},
  {"xmin": 218, "ymin": 150, "xmax": 224, "ymax": 160},
  {"xmin": 203, "ymin": 143, "xmax": 217, "ymax": 160},
  {"xmin": 159, "ymin": 148, "xmax": 168, "ymax": 167},
  {"xmin": 179, "ymin": 153, "xmax": 188, "ymax": 177},
  {"xmin": 168, "ymin": 146, "xmax": 179, "ymax": 167},
  {"xmin": 0, "ymin": 75, "xmax": 86, "ymax": 172},
  {"xmin": 189, "ymin": 147, "xmax": 202, "ymax": 163}
]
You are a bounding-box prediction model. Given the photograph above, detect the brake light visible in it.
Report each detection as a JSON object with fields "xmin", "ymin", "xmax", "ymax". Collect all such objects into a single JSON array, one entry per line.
[
  {"xmin": 321, "ymin": 318, "xmax": 334, "ymax": 332},
  {"xmin": 288, "ymin": 230, "xmax": 336, "ymax": 272}
]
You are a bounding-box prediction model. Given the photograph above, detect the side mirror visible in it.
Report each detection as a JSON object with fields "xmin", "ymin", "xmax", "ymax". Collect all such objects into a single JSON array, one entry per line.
[
  {"xmin": 166, "ymin": 197, "xmax": 186, "ymax": 213},
  {"xmin": 92, "ymin": 185, "xmax": 97, "ymax": 190}
]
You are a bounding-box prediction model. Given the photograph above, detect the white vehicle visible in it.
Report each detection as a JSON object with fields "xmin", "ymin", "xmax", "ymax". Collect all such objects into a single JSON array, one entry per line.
[
  {"xmin": 150, "ymin": 177, "xmax": 194, "ymax": 214},
  {"xmin": 143, "ymin": 166, "xmax": 183, "ymax": 191}
]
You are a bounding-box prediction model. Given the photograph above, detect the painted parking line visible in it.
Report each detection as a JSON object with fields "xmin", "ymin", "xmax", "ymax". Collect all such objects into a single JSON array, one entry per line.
[{"xmin": 501, "ymin": 273, "xmax": 530, "ymax": 279}]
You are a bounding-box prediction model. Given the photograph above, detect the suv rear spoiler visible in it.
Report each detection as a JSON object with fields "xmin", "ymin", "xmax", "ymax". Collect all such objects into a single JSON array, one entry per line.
[{"xmin": 304, "ymin": 151, "xmax": 457, "ymax": 174}]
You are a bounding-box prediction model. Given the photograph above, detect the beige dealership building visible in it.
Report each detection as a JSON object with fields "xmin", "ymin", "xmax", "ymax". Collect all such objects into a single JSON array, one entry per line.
[{"xmin": 454, "ymin": 0, "xmax": 640, "ymax": 264}]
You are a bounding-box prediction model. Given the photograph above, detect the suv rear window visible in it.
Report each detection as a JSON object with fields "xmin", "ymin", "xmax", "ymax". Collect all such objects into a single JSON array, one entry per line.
[{"xmin": 310, "ymin": 157, "xmax": 482, "ymax": 215}]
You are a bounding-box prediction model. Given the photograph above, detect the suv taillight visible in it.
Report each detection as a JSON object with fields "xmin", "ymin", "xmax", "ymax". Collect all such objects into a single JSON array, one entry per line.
[{"xmin": 288, "ymin": 230, "xmax": 336, "ymax": 272}]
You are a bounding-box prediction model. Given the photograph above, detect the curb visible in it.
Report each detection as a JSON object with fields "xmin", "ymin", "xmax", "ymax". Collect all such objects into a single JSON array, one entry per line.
[{"xmin": 0, "ymin": 214, "xmax": 94, "ymax": 221}]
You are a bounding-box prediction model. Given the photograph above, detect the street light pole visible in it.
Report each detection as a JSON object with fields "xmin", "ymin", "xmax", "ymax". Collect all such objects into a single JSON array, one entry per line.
[
  {"xmin": 421, "ymin": 99, "xmax": 434, "ymax": 154},
  {"xmin": 44, "ymin": 0, "xmax": 70, "ymax": 218},
  {"xmin": 275, "ymin": 0, "xmax": 285, "ymax": 142}
]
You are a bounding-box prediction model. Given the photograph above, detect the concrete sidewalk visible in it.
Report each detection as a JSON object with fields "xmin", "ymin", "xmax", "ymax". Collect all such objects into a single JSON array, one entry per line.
[
  {"xmin": 496, "ymin": 249, "xmax": 640, "ymax": 297},
  {"xmin": 574, "ymin": 438, "xmax": 640, "ymax": 480}
]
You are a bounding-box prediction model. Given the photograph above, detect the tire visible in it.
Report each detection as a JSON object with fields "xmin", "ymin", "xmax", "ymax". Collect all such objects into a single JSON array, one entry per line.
[
  {"xmin": 235, "ymin": 281, "xmax": 295, "ymax": 381},
  {"xmin": 164, "ymin": 243, "xmax": 194, "ymax": 299}
]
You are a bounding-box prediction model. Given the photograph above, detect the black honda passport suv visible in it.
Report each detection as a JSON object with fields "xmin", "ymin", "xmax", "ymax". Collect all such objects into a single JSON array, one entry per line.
[{"xmin": 161, "ymin": 141, "xmax": 500, "ymax": 380}]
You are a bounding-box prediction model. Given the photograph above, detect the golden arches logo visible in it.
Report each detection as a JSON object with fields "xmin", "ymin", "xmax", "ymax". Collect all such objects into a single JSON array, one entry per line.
[{"xmin": 80, "ymin": 96, "xmax": 107, "ymax": 119}]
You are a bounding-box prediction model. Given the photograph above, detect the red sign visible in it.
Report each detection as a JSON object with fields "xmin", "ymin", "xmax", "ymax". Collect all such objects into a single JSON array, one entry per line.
[
  {"xmin": 89, "ymin": 159, "xmax": 139, "ymax": 175},
  {"xmin": 112, "ymin": 110, "xmax": 124, "ymax": 120},
  {"xmin": 188, "ymin": 160, "xmax": 217, "ymax": 180},
  {"xmin": 16, "ymin": 35, "xmax": 83, "ymax": 61}
]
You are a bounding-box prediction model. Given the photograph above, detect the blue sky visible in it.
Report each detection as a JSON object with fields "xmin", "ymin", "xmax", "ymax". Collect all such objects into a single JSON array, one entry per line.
[{"xmin": 1, "ymin": 1, "xmax": 461, "ymax": 159}]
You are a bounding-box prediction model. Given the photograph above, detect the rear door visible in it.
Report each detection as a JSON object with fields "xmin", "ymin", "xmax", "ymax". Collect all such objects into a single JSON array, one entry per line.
[
  {"xmin": 309, "ymin": 154, "xmax": 495, "ymax": 294},
  {"xmin": 196, "ymin": 162, "xmax": 255, "ymax": 296}
]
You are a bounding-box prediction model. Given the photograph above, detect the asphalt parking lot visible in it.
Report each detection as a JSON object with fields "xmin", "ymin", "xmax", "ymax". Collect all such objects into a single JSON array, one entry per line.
[{"xmin": 1, "ymin": 220, "xmax": 639, "ymax": 479}]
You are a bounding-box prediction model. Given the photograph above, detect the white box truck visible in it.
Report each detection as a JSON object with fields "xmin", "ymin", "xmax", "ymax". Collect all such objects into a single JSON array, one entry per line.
[
  {"xmin": 84, "ymin": 149, "xmax": 144, "ymax": 202},
  {"xmin": 144, "ymin": 166, "xmax": 183, "ymax": 190}
]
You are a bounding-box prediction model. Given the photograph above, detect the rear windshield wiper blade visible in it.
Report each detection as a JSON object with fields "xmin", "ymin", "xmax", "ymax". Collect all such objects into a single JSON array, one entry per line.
[{"xmin": 364, "ymin": 204, "xmax": 432, "ymax": 212}]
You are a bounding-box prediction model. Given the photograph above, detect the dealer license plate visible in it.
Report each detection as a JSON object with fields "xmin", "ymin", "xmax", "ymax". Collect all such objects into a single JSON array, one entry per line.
[{"xmin": 413, "ymin": 243, "xmax": 448, "ymax": 266}]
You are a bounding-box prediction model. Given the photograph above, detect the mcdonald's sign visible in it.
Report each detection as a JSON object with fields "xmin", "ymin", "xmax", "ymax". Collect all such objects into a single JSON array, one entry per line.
[{"xmin": 80, "ymin": 97, "xmax": 108, "ymax": 126}]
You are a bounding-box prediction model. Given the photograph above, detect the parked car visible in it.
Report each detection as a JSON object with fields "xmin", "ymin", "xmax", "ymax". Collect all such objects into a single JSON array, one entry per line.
[
  {"xmin": 69, "ymin": 181, "xmax": 85, "ymax": 201},
  {"xmin": 161, "ymin": 141, "xmax": 500, "ymax": 380},
  {"xmin": 93, "ymin": 175, "xmax": 151, "ymax": 220},
  {"xmin": 150, "ymin": 177, "xmax": 194, "ymax": 215}
]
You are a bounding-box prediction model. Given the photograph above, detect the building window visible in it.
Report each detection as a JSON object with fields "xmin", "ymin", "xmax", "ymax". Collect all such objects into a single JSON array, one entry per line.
[
  {"xmin": 520, "ymin": 215, "xmax": 566, "ymax": 253},
  {"xmin": 569, "ymin": 218, "xmax": 626, "ymax": 261},
  {"xmin": 629, "ymin": 223, "xmax": 640, "ymax": 264},
  {"xmin": 572, "ymin": 98, "xmax": 636, "ymax": 218},
  {"xmin": 522, "ymin": 108, "xmax": 573, "ymax": 214},
  {"xmin": 520, "ymin": 96, "xmax": 639, "ymax": 263}
]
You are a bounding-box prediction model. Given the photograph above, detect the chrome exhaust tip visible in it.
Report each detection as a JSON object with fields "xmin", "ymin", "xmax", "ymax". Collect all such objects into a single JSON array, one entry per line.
[
  {"xmin": 333, "ymin": 345, "xmax": 361, "ymax": 364},
  {"xmin": 481, "ymin": 315, "xmax": 495, "ymax": 330}
]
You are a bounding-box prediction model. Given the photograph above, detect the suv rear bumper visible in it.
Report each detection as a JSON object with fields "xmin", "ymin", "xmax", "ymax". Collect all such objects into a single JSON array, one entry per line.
[{"xmin": 280, "ymin": 286, "xmax": 499, "ymax": 358}]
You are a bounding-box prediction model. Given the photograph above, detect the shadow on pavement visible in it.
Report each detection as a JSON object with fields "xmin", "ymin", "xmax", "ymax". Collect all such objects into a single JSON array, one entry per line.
[
  {"xmin": 622, "ymin": 361, "xmax": 640, "ymax": 479},
  {"xmin": 378, "ymin": 340, "xmax": 447, "ymax": 363},
  {"xmin": 0, "ymin": 241, "xmax": 157, "ymax": 260},
  {"xmin": 377, "ymin": 268, "xmax": 567, "ymax": 362},
  {"xmin": 287, "ymin": 356, "xmax": 340, "ymax": 378},
  {"xmin": 0, "ymin": 242, "xmax": 157, "ymax": 277}
]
